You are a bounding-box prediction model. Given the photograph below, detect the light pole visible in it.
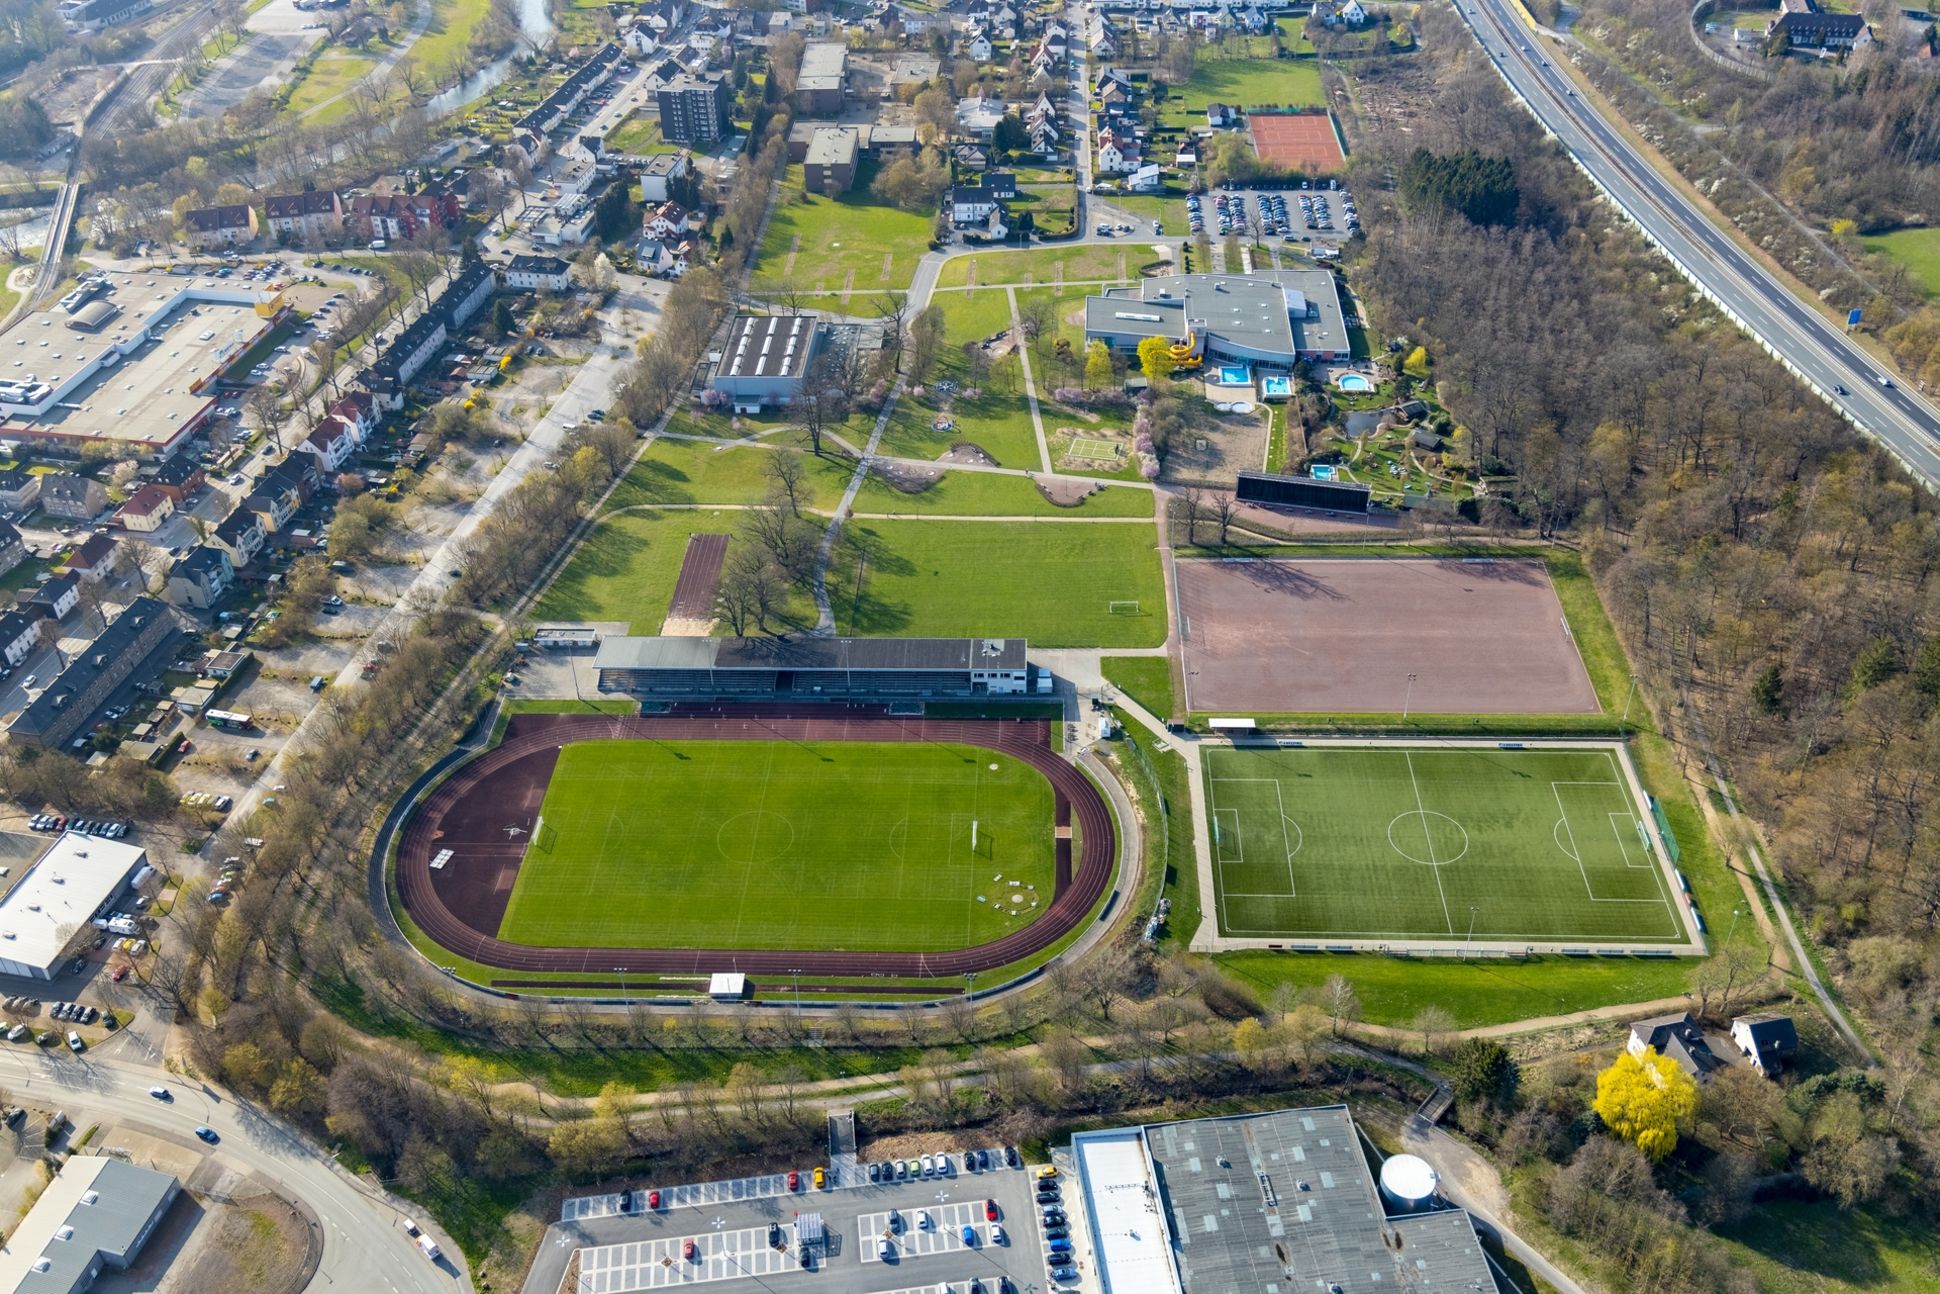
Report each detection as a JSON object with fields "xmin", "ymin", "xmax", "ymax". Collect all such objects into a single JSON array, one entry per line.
[
  {"xmin": 1465, "ymin": 904, "xmax": 1479, "ymax": 954},
  {"xmin": 1403, "ymin": 672, "xmax": 1417, "ymax": 723},
  {"xmin": 1725, "ymin": 905, "xmax": 1746, "ymax": 945}
]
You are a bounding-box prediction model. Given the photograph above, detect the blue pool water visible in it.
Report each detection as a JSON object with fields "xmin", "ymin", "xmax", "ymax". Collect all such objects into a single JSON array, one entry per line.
[
  {"xmin": 1217, "ymin": 364, "xmax": 1251, "ymax": 385},
  {"xmin": 1336, "ymin": 372, "xmax": 1374, "ymax": 393},
  {"xmin": 1311, "ymin": 464, "xmax": 1337, "ymax": 481},
  {"xmin": 1261, "ymin": 375, "xmax": 1292, "ymax": 398}
]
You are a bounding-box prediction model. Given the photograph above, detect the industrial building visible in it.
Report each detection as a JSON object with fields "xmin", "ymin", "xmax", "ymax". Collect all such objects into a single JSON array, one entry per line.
[
  {"xmin": 593, "ymin": 636, "xmax": 1034, "ymax": 700},
  {"xmin": 1083, "ymin": 269, "xmax": 1350, "ymax": 368},
  {"xmin": 0, "ymin": 833, "xmax": 150, "ymax": 980},
  {"xmin": 0, "ymin": 1156, "xmax": 179, "ymax": 1294},
  {"xmin": 1071, "ymin": 1106, "xmax": 1495, "ymax": 1294}
]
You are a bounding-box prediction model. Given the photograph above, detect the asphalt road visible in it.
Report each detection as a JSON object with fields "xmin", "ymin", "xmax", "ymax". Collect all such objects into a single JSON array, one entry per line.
[
  {"xmin": 1461, "ymin": 0, "xmax": 1940, "ymax": 489},
  {"xmin": 0, "ymin": 1039, "xmax": 457, "ymax": 1292}
]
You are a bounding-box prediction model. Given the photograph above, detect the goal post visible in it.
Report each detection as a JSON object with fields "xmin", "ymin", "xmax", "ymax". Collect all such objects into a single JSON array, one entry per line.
[{"xmin": 1108, "ymin": 600, "xmax": 1142, "ymax": 616}]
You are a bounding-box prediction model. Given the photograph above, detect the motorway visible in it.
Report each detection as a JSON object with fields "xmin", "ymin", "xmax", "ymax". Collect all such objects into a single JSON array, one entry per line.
[
  {"xmin": 1460, "ymin": 0, "xmax": 1940, "ymax": 489},
  {"xmin": 0, "ymin": 1038, "xmax": 457, "ymax": 1292}
]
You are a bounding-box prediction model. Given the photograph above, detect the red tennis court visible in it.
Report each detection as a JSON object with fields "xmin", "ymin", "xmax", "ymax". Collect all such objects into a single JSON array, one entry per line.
[{"xmin": 1249, "ymin": 110, "xmax": 1347, "ymax": 172}]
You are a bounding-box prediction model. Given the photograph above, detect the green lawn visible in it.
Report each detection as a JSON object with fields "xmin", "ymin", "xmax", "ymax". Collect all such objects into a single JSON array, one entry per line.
[
  {"xmin": 937, "ymin": 244, "xmax": 1143, "ymax": 288},
  {"xmin": 1159, "ymin": 56, "xmax": 1325, "ymax": 129},
  {"xmin": 605, "ymin": 111, "xmax": 679, "ymax": 156},
  {"xmin": 400, "ymin": 0, "xmax": 494, "ymax": 88},
  {"xmin": 853, "ymin": 470, "xmax": 1151, "ymax": 518},
  {"xmin": 501, "ymin": 740, "xmax": 1058, "ymax": 951},
  {"xmin": 1714, "ymin": 1199, "xmax": 1940, "ymax": 1294},
  {"xmin": 1102, "ymin": 656, "xmax": 1175, "ymax": 720},
  {"xmin": 752, "ymin": 165, "xmax": 936, "ymax": 294},
  {"xmin": 834, "ymin": 519, "xmax": 1167, "ymax": 647},
  {"xmin": 284, "ymin": 52, "xmax": 380, "ymax": 118},
  {"xmin": 532, "ymin": 509, "xmax": 715, "ymax": 630},
  {"xmin": 604, "ymin": 437, "xmax": 852, "ymax": 514},
  {"xmin": 1216, "ymin": 949, "xmax": 1701, "ymax": 1029},
  {"xmin": 1206, "ymin": 744, "xmax": 1689, "ymax": 943},
  {"xmin": 879, "ymin": 384, "xmax": 1043, "ymax": 467},
  {"xmin": 1862, "ymin": 226, "xmax": 1940, "ymax": 296}
]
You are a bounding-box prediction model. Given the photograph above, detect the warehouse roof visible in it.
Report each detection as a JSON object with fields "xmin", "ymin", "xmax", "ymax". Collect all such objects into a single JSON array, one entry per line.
[
  {"xmin": 1085, "ymin": 268, "xmax": 1348, "ymax": 359},
  {"xmin": 0, "ymin": 1156, "xmax": 177, "ymax": 1294},
  {"xmin": 799, "ymin": 41, "xmax": 847, "ymax": 92},
  {"xmin": 0, "ymin": 832, "xmax": 146, "ymax": 977},
  {"xmin": 718, "ymin": 314, "xmax": 820, "ymax": 381}
]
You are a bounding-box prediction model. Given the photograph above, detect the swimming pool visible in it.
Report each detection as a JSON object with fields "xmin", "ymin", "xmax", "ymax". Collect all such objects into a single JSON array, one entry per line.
[
  {"xmin": 1336, "ymin": 373, "xmax": 1374, "ymax": 393},
  {"xmin": 1217, "ymin": 364, "xmax": 1251, "ymax": 386},
  {"xmin": 1261, "ymin": 375, "xmax": 1292, "ymax": 399},
  {"xmin": 1311, "ymin": 464, "xmax": 1337, "ymax": 481}
]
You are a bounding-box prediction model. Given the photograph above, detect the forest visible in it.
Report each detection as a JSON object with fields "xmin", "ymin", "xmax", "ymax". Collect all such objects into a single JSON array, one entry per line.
[{"xmin": 1346, "ymin": 10, "xmax": 1940, "ymax": 1286}]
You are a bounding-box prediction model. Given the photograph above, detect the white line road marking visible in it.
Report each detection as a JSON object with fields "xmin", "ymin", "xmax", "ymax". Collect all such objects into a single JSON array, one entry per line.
[{"xmin": 1403, "ymin": 753, "xmax": 1455, "ymax": 934}]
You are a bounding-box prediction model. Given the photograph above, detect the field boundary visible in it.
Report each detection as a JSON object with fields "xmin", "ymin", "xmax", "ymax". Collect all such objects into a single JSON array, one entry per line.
[
  {"xmin": 1195, "ymin": 736, "xmax": 1706, "ymax": 957},
  {"xmin": 394, "ymin": 705, "xmax": 1119, "ymax": 979}
]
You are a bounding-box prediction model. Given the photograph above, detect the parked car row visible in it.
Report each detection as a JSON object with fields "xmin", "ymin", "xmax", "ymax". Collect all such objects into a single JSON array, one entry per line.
[
  {"xmin": 180, "ymin": 792, "xmax": 233, "ymax": 812},
  {"xmin": 1037, "ymin": 1167, "xmax": 1079, "ymax": 1284},
  {"xmin": 28, "ymin": 814, "xmax": 128, "ymax": 838}
]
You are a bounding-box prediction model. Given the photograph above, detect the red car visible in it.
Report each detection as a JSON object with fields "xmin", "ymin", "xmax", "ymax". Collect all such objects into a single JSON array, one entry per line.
[
  {"xmin": 985, "ymin": 1199, "xmax": 999, "ymax": 1222},
  {"xmin": 787, "ymin": 1170, "xmax": 801, "ymax": 1191},
  {"xmin": 684, "ymin": 1240, "xmax": 698, "ymax": 1262},
  {"xmin": 110, "ymin": 965, "xmax": 129, "ymax": 982},
  {"xmin": 647, "ymin": 1189, "xmax": 660, "ymax": 1210}
]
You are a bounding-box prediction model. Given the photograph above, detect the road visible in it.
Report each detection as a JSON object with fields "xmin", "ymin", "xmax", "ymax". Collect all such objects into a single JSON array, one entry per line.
[
  {"xmin": 0, "ymin": 1039, "xmax": 457, "ymax": 1292},
  {"xmin": 1460, "ymin": 0, "xmax": 1940, "ymax": 490}
]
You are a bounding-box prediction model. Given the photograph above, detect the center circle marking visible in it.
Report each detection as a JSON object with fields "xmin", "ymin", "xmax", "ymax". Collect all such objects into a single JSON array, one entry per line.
[{"xmin": 1386, "ymin": 810, "xmax": 1470, "ymax": 867}]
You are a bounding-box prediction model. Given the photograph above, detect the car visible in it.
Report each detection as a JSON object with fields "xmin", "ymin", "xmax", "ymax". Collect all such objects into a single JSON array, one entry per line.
[
  {"xmin": 788, "ymin": 1170, "xmax": 800, "ymax": 1191},
  {"xmin": 895, "ymin": 1160, "xmax": 909, "ymax": 1180},
  {"xmin": 992, "ymin": 1224, "xmax": 1007, "ymax": 1245},
  {"xmin": 1880, "ymin": 375, "xmax": 1895, "ymax": 388},
  {"xmin": 813, "ymin": 1166, "xmax": 826, "ymax": 1189},
  {"xmin": 986, "ymin": 1199, "xmax": 1000, "ymax": 1221},
  {"xmin": 5, "ymin": 1025, "xmax": 25, "ymax": 1042},
  {"xmin": 684, "ymin": 1240, "xmax": 698, "ymax": 1262},
  {"xmin": 888, "ymin": 1209, "xmax": 902, "ymax": 1233},
  {"xmin": 939, "ymin": 1154, "xmax": 954, "ymax": 1176},
  {"xmin": 905, "ymin": 1158, "xmax": 920, "ymax": 1178},
  {"xmin": 961, "ymin": 1224, "xmax": 978, "ymax": 1245},
  {"xmin": 147, "ymin": 1086, "xmax": 170, "ymax": 1100},
  {"xmin": 920, "ymin": 1153, "xmax": 934, "ymax": 1176},
  {"xmin": 1037, "ymin": 1165, "xmax": 1059, "ymax": 1180},
  {"xmin": 1049, "ymin": 1265, "xmax": 1077, "ymax": 1283},
  {"xmin": 918, "ymin": 1211, "xmax": 932, "ymax": 1230},
  {"xmin": 971, "ymin": 1282, "xmax": 985, "ymax": 1294},
  {"xmin": 868, "ymin": 1162, "xmax": 881, "ymax": 1182},
  {"xmin": 1044, "ymin": 1225, "xmax": 1068, "ymax": 1241},
  {"xmin": 878, "ymin": 1237, "xmax": 894, "ymax": 1259},
  {"xmin": 1042, "ymin": 1209, "xmax": 1067, "ymax": 1227},
  {"xmin": 1006, "ymin": 1146, "xmax": 1021, "ymax": 1168},
  {"xmin": 648, "ymin": 1188, "xmax": 661, "ymax": 1210},
  {"xmin": 195, "ymin": 1125, "xmax": 219, "ymax": 1143},
  {"xmin": 1049, "ymin": 1238, "xmax": 1073, "ymax": 1254},
  {"xmin": 110, "ymin": 965, "xmax": 128, "ymax": 982}
]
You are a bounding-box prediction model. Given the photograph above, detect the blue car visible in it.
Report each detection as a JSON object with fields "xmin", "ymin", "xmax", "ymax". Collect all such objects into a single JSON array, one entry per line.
[
  {"xmin": 961, "ymin": 1225, "xmax": 978, "ymax": 1246},
  {"xmin": 194, "ymin": 1126, "xmax": 219, "ymax": 1144}
]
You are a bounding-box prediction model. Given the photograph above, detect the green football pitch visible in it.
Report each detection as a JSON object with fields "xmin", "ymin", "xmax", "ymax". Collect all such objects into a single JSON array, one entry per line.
[
  {"xmin": 1206, "ymin": 745, "xmax": 1689, "ymax": 944},
  {"xmin": 498, "ymin": 740, "xmax": 1058, "ymax": 951}
]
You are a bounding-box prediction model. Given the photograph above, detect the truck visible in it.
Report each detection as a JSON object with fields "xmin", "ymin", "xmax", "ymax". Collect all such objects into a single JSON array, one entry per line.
[{"xmin": 415, "ymin": 1234, "xmax": 441, "ymax": 1261}]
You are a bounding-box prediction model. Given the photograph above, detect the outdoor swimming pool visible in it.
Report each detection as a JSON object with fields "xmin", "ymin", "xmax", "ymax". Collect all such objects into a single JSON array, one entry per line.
[
  {"xmin": 1261, "ymin": 375, "xmax": 1292, "ymax": 399},
  {"xmin": 1217, "ymin": 364, "xmax": 1252, "ymax": 386},
  {"xmin": 1336, "ymin": 372, "xmax": 1374, "ymax": 393},
  {"xmin": 1311, "ymin": 464, "xmax": 1338, "ymax": 481}
]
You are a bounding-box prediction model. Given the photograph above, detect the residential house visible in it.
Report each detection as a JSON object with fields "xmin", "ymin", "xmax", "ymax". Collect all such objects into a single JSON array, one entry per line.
[
  {"xmin": 803, "ymin": 127, "xmax": 861, "ymax": 195},
  {"xmin": 950, "ymin": 172, "xmax": 1017, "ymax": 225},
  {"xmin": 328, "ymin": 391, "xmax": 379, "ymax": 440},
  {"xmin": 214, "ymin": 509, "xmax": 266, "ymax": 569},
  {"xmin": 26, "ymin": 573, "xmax": 79, "ymax": 621},
  {"xmin": 1731, "ymin": 1015, "xmax": 1799, "ymax": 1077},
  {"xmin": 1127, "ymin": 163, "xmax": 1161, "ymax": 192},
  {"xmin": 622, "ymin": 24, "xmax": 658, "ymax": 56},
  {"xmin": 633, "ymin": 239, "xmax": 682, "ymax": 276},
  {"xmin": 165, "ymin": 546, "xmax": 234, "ymax": 611},
  {"xmin": 0, "ymin": 521, "xmax": 21, "ymax": 578},
  {"xmin": 966, "ymin": 29, "xmax": 994, "ymax": 60},
  {"xmin": 39, "ymin": 473, "xmax": 106, "ymax": 521},
  {"xmin": 1206, "ymin": 103, "xmax": 1238, "ymax": 128},
  {"xmin": 349, "ymin": 183, "xmax": 460, "ymax": 243},
  {"xmin": 297, "ymin": 419, "xmax": 359, "ymax": 476},
  {"xmin": 145, "ymin": 456, "xmax": 206, "ymax": 504},
  {"xmin": 657, "ymin": 73, "xmax": 733, "ymax": 144},
  {"xmin": 1097, "ymin": 125, "xmax": 1142, "ymax": 174},
  {"xmin": 266, "ymin": 452, "xmax": 321, "ymax": 499},
  {"xmin": 636, "ymin": 152, "xmax": 690, "ymax": 202},
  {"xmin": 263, "ymin": 190, "xmax": 345, "ymax": 243},
  {"xmin": 184, "ymin": 204, "xmax": 258, "ymax": 250},
  {"xmin": 0, "ymin": 609, "xmax": 40, "ymax": 667},
  {"xmin": 1769, "ymin": 6, "xmax": 1870, "ymax": 47},
  {"xmin": 953, "ymin": 144, "xmax": 991, "ymax": 170},
  {"xmin": 1627, "ymin": 1012, "xmax": 1725, "ymax": 1083},
  {"xmin": 644, "ymin": 201, "xmax": 696, "ymax": 241},
  {"xmin": 1095, "ymin": 68, "xmax": 1133, "ymax": 98},
  {"xmin": 502, "ymin": 254, "xmax": 574, "ymax": 292},
  {"xmin": 0, "ymin": 466, "xmax": 38, "ymax": 513},
  {"xmin": 64, "ymin": 533, "xmax": 119, "ymax": 583},
  {"xmin": 7, "ymin": 597, "xmax": 177, "ymax": 751},
  {"xmin": 956, "ymin": 92, "xmax": 1008, "ymax": 140},
  {"xmin": 795, "ymin": 42, "xmax": 848, "ymax": 115},
  {"xmin": 115, "ymin": 487, "xmax": 175, "ymax": 534},
  {"xmin": 244, "ymin": 477, "xmax": 302, "ymax": 534}
]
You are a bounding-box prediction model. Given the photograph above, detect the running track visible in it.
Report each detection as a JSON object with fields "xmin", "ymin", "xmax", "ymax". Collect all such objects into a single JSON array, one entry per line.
[{"xmin": 395, "ymin": 706, "xmax": 1117, "ymax": 977}]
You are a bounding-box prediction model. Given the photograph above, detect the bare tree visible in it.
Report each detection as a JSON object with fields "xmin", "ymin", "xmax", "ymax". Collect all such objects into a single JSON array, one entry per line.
[
  {"xmin": 765, "ymin": 453, "xmax": 808, "ymax": 517},
  {"xmin": 1181, "ymin": 488, "xmax": 1206, "ymax": 544},
  {"xmin": 874, "ymin": 293, "xmax": 909, "ymax": 373},
  {"xmin": 1212, "ymin": 491, "xmax": 1238, "ymax": 545}
]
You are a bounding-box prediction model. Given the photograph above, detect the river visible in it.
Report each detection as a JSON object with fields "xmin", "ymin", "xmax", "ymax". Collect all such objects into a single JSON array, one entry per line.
[{"xmin": 426, "ymin": 0, "xmax": 558, "ymax": 116}]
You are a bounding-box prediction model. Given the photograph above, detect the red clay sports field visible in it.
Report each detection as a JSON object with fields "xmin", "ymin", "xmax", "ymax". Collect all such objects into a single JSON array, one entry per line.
[{"xmin": 1248, "ymin": 110, "xmax": 1348, "ymax": 173}]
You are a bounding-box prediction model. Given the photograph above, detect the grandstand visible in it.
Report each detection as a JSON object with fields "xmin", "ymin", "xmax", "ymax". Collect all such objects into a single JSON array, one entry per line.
[{"xmin": 592, "ymin": 635, "xmax": 1037, "ymax": 701}]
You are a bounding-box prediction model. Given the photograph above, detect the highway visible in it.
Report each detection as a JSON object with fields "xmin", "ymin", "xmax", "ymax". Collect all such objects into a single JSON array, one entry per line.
[
  {"xmin": 1459, "ymin": 0, "xmax": 1940, "ymax": 490},
  {"xmin": 0, "ymin": 1039, "xmax": 460, "ymax": 1292}
]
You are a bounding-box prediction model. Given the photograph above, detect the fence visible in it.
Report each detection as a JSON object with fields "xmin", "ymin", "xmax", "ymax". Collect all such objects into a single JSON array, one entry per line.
[
  {"xmin": 1115, "ymin": 721, "xmax": 1173, "ymax": 940},
  {"xmin": 1648, "ymin": 794, "xmax": 1682, "ymax": 863}
]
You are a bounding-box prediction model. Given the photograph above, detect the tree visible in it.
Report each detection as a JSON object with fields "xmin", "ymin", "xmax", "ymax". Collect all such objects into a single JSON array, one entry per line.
[
  {"xmin": 1321, "ymin": 973, "xmax": 1360, "ymax": 1035},
  {"xmin": 1181, "ymin": 488, "xmax": 1206, "ymax": 544},
  {"xmin": 914, "ymin": 87, "xmax": 956, "ymax": 145},
  {"xmin": 907, "ymin": 303, "xmax": 947, "ymax": 383},
  {"xmin": 1231, "ymin": 1017, "xmax": 1270, "ymax": 1069},
  {"xmin": 1136, "ymin": 335, "xmax": 1177, "ymax": 384},
  {"xmin": 1212, "ymin": 491, "xmax": 1237, "ymax": 545},
  {"xmin": 1593, "ymin": 1047, "xmax": 1697, "ymax": 1161},
  {"xmin": 1402, "ymin": 345, "xmax": 1431, "ymax": 380},
  {"xmin": 765, "ymin": 452, "xmax": 808, "ymax": 517},
  {"xmin": 1083, "ymin": 339, "xmax": 1113, "ymax": 392},
  {"xmin": 493, "ymin": 298, "xmax": 517, "ymax": 337},
  {"xmin": 1450, "ymin": 1037, "xmax": 1518, "ymax": 1108},
  {"xmin": 1411, "ymin": 1005, "xmax": 1455, "ymax": 1057},
  {"xmin": 1397, "ymin": 147, "xmax": 1520, "ymax": 227},
  {"xmin": 1751, "ymin": 661, "xmax": 1785, "ymax": 715}
]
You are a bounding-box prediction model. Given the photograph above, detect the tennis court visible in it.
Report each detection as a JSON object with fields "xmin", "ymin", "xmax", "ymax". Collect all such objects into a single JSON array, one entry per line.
[
  {"xmin": 1068, "ymin": 437, "xmax": 1123, "ymax": 462},
  {"xmin": 1207, "ymin": 743, "xmax": 1690, "ymax": 945},
  {"xmin": 1248, "ymin": 110, "xmax": 1347, "ymax": 172}
]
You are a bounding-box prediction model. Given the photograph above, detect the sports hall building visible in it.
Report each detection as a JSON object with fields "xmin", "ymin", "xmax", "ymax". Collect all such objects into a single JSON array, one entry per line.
[
  {"xmin": 1083, "ymin": 269, "xmax": 1350, "ymax": 367},
  {"xmin": 593, "ymin": 635, "xmax": 1036, "ymax": 700}
]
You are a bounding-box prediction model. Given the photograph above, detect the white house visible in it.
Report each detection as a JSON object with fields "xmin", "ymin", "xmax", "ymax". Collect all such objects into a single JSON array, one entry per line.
[
  {"xmin": 966, "ymin": 29, "xmax": 994, "ymax": 60},
  {"xmin": 1127, "ymin": 163, "xmax": 1161, "ymax": 192},
  {"xmin": 951, "ymin": 184, "xmax": 1004, "ymax": 225},
  {"xmin": 297, "ymin": 420, "xmax": 358, "ymax": 475},
  {"xmin": 1097, "ymin": 126, "xmax": 1141, "ymax": 174},
  {"xmin": 502, "ymin": 253, "xmax": 574, "ymax": 292}
]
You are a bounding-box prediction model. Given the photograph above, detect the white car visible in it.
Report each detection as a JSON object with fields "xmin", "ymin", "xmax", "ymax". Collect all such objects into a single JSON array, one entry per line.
[
  {"xmin": 920, "ymin": 1154, "xmax": 934, "ymax": 1176},
  {"xmin": 147, "ymin": 1086, "xmax": 170, "ymax": 1101},
  {"xmin": 917, "ymin": 1211, "xmax": 932, "ymax": 1230}
]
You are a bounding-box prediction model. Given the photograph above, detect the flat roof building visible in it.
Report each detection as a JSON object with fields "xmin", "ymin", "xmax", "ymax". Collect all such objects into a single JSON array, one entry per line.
[
  {"xmin": 594, "ymin": 635, "xmax": 1032, "ymax": 700},
  {"xmin": 1084, "ymin": 269, "xmax": 1350, "ymax": 366},
  {"xmin": 0, "ymin": 833, "xmax": 148, "ymax": 980},
  {"xmin": 803, "ymin": 127, "xmax": 860, "ymax": 195},
  {"xmin": 0, "ymin": 1156, "xmax": 179, "ymax": 1294},
  {"xmin": 1072, "ymin": 1106, "xmax": 1496, "ymax": 1294},
  {"xmin": 710, "ymin": 314, "xmax": 830, "ymax": 410},
  {"xmin": 796, "ymin": 42, "xmax": 848, "ymax": 113}
]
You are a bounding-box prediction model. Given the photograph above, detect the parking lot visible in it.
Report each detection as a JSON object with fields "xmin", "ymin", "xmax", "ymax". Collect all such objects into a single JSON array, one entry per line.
[
  {"xmin": 531, "ymin": 1153, "xmax": 1073, "ymax": 1294},
  {"xmin": 1188, "ymin": 184, "xmax": 1359, "ymax": 244}
]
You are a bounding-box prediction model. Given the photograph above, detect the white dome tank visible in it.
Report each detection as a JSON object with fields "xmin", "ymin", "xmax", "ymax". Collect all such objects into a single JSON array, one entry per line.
[{"xmin": 1378, "ymin": 1154, "xmax": 1438, "ymax": 1214}]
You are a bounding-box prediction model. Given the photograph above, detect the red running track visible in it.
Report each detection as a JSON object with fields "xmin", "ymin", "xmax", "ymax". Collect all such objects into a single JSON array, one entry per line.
[{"xmin": 395, "ymin": 706, "xmax": 1117, "ymax": 977}]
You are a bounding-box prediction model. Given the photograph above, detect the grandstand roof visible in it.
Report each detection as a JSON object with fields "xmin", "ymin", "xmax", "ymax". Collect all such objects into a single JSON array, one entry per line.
[{"xmin": 595, "ymin": 636, "xmax": 1029, "ymax": 673}]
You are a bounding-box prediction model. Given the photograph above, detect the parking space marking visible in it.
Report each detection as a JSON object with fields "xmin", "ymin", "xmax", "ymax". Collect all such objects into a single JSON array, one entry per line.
[
  {"xmin": 575, "ymin": 1223, "xmax": 796, "ymax": 1291},
  {"xmin": 563, "ymin": 1172, "xmax": 796, "ymax": 1221},
  {"xmin": 858, "ymin": 1200, "xmax": 1001, "ymax": 1264}
]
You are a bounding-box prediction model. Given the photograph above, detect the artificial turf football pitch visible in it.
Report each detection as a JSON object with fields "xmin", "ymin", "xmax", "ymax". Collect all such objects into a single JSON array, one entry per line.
[
  {"xmin": 1206, "ymin": 745, "xmax": 1689, "ymax": 944},
  {"xmin": 497, "ymin": 740, "xmax": 1058, "ymax": 952}
]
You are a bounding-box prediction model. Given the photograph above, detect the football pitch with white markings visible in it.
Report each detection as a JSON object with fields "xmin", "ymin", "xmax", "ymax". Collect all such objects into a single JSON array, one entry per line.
[{"xmin": 1205, "ymin": 744, "xmax": 1691, "ymax": 945}]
